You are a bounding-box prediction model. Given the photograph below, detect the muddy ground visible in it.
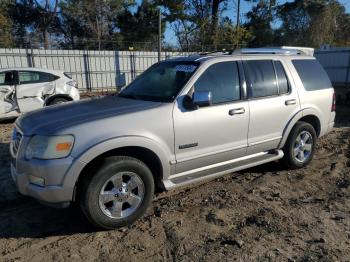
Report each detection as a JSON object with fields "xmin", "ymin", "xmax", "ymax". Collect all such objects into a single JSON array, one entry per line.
[{"xmin": 0, "ymin": 104, "xmax": 349, "ymax": 262}]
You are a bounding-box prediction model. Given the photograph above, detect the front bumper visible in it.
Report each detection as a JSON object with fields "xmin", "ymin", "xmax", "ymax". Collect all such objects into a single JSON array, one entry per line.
[
  {"xmin": 10, "ymin": 162, "xmax": 74, "ymax": 205},
  {"xmin": 10, "ymin": 130, "xmax": 76, "ymax": 205}
]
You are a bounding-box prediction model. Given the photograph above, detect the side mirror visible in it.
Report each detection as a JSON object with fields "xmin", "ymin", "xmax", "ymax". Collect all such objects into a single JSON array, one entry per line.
[{"xmin": 192, "ymin": 91, "xmax": 212, "ymax": 107}]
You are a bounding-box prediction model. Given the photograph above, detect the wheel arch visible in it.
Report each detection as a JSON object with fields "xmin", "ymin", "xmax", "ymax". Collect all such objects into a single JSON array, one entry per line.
[
  {"xmin": 44, "ymin": 94, "xmax": 73, "ymax": 106},
  {"xmin": 74, "ymin": 146, "xmax": 165, "ymax": 199},
  {"xmin": 62, "ymin": 136, "xmax": 171, "ymax": 201},
  {"xmin": 279, "ymin": 109, "xmax": 321, "ymax": 148}
]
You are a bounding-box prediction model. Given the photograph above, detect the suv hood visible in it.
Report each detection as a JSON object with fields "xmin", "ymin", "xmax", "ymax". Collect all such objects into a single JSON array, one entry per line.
[{"xmin": 16, "ymin": 95, "xmax": 162, "ymax": 135}]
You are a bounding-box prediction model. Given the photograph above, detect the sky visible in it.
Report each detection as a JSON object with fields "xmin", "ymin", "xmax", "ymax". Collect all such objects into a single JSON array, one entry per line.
[{"xmin": 135, "ymin": 0, "xmax": 350, "ymax": 45}]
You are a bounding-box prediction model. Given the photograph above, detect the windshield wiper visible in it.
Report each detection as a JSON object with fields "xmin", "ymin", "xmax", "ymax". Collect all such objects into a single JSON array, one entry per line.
[
  {"xmin": 118, "ymin": 93, "xmax": 139, "ymax": 100},
  {"xmin": 119, "ymin": 93, "xmax": 171, "ymax": 103}
]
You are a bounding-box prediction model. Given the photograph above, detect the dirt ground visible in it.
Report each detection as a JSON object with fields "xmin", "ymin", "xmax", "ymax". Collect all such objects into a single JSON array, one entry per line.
[{"xmin": 0, "ymin": 105, "xmax": 349, "ymax": 262}]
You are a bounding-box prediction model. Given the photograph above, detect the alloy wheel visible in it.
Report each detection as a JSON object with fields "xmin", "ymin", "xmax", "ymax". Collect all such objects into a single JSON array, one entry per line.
[
  {"xmin": 293, "ymin": 130, "xmax": 313, "ymax": 163},
  {"xmin": 98, "ymin": 172, "xmax": 145, "ymax": 219}
]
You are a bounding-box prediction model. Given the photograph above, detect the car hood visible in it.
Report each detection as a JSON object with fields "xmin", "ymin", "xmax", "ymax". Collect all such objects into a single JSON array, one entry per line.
[{"xmin": 16, "ymin": 95, "xmax": 162, "ymax": 135}]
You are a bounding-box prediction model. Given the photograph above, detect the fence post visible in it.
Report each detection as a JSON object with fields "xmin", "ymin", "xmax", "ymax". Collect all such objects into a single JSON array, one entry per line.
[
  {"xmin": 158, "ymin": 8, "xmax": 162, "ymax": 62},
  {"xmin": 346, "ymin": 51, "xmax": 350, "ymax": 84},
  {"xmin": 130, "ymin": 52, "xmax": 136, "ymax": 81},
  {"xmin": 26, "ymin": 47, "xmax": 35, "ymax": 67},
  {"xmin": 83, "ymin": 51, "xmax": 92, "ymax": 91}
]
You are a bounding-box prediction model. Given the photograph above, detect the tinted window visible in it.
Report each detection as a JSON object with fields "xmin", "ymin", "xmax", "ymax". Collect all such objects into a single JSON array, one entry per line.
[
  {"xmin": 0, "ymin": 71, "xmax": 16, "ymax": 86},
  {"xmin": 0, "ymin": 72, "xmax": 4, "ymax": 85},
  {"xmin": 194, "ymin": 62, "xmax": 240, "ymax": 104},
  {"xmin": 19, "ymin": 71, "xmax": 58, "ymax": 84},
  {"xmin": 274, "ymin": 61, "xmax": 289, "ymax": 94},
  {"xmin": 244, "ymin": 60, "xmax": 278, "ymax": 98},
  {"xmin": 292, "ymin": 59, "xmax": 332, "ymax": 91}
]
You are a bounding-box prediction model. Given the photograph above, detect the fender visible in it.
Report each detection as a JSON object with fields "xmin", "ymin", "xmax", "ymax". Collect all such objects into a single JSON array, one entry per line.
[
  {"xmin": 278, "ymin": 107, "xmax": 322, "ymax": 149},
  {"xmin": 62, "ymin": 135, "xmax": 172, "ymax": 193}
]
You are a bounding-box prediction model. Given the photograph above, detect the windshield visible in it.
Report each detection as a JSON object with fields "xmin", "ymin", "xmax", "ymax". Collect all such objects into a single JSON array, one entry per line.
[{"xmin": 119, "ymin": 61, "xmax": 199, "ymax": 102}]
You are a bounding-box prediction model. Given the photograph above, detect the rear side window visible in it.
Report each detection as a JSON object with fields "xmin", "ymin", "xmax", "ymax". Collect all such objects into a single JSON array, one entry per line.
[
  {"xmin": 194, "ymin": 61, "xmax": 240, "ymax": 104},
  {"xmin": 19, "ymin": 71, "xmax": 59, "ymax": 84},
  {"xmin": 244, "ymin": 60, "xmax": 278, "ymax": 98},
  {"xmin": 274, "ymin": 61, "xmax": 289, "ymax": 94},
  {"xmin": 292, "ymin": 59, "xmax": 332, "ymax": 91}
]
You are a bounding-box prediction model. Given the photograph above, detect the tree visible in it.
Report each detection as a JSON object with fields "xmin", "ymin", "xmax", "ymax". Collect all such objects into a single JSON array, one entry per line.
[
  {"xmin": 244, "ymin": 0, "xmax": 277, "ymax": 47},
  {"xmin": 118, "ymin": 0, "xmax": 165, "ymax": 49},
  {"xmin": 0, "ymin": 0, "xmax": 13, "ymax": 48},
  {"xmin": 158, "ymin": 0, "xmax": 229, "ymax": 51},
  {"xmin": 35, "ymin": 0, "xmax": 60, "ymax": 49},
  {"xmin": 6, "ymin": 0, "xmax": 38, "ymax": 47},
  {"xmin": 277, "ymin": 0, "xmax": 350, "ymax": 47},
  {"xmin": 60, "ymin": 0, "xmax": 134, "ymax": 49},
  {"xmin": 216, "ymin": 17, "xmax": 252, "ymax": 49},
  {"xmin": 211, "ymin": 0, "xmax": 227, "ymax": 48}
]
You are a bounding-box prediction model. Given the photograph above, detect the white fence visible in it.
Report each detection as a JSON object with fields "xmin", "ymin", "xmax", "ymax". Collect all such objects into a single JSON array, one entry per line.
[
  {"xmin": 315, "ymin": 47, "xmax": 350, "ymax": 87},
  {"xmin": 0, "ymin": 49, "xmax": 189, "ymax": 91}
]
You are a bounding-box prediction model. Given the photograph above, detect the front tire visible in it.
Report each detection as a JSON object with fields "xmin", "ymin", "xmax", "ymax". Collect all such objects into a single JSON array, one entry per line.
[
  {"xmin": 79, "ymin": 156, "xmax": 154, "ymax": 229},
  {"xmin": 282, "ymin": 121, "xmax": 317, "ymax": 169}
]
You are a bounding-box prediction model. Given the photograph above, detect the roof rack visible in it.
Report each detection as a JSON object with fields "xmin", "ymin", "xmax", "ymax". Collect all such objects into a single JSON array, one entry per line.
[{"xmin": 233, "ymin": 46, "xmax": 314, "ymax": 56}]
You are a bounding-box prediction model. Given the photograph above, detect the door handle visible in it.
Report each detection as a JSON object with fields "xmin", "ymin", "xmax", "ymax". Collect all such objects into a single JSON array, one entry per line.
[
  {"xmin": 229, "ymin": 108, "xmax": 245, "ymax": 115},
  {"xmin": 285, "ymin": 99, "xmax": 296, "ymax": 106}
]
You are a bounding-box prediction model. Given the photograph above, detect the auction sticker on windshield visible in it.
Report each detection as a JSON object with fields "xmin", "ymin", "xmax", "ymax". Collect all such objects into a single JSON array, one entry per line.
[{"xmin": 175, "ymin": 65, "xmax": 197, "ymax": 73}]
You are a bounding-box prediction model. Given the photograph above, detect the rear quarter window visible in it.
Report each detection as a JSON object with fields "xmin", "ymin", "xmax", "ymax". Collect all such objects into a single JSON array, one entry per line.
[{"xmin": 292, "ymin": 59, "xmax": 332, "ymax": 91}]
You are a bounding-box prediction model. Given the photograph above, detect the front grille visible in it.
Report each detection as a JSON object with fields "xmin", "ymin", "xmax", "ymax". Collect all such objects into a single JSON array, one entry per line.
[{"xmin": 11, "ymin": 128, "xmax": 23, "ymax": 156}]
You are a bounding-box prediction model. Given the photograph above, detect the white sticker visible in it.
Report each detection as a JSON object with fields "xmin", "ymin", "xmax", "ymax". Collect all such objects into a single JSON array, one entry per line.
[{"xmin": 175, "ymin": 65, "xmax": 197, "ymax": 73}]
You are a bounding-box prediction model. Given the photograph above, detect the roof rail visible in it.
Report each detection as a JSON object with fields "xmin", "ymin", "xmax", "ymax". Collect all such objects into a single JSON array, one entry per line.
[{"xmin": 234, "ymin": 46, "xmax": 314, "ymax": 56}]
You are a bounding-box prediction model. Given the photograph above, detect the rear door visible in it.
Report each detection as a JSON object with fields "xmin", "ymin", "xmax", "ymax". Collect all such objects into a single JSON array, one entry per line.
[
  {"xmin": 243, "ymin": 59, "xmax": 301, "ymax": 154},
  {"xmin": 16, "ymin": 70, "xmax": 57, "ymax": 112}
]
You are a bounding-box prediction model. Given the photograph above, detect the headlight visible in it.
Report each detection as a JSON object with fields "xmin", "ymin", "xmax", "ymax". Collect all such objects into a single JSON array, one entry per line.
[{"xmin": 25, "ymin": 135, "xmax": 74, "ymax": 160}]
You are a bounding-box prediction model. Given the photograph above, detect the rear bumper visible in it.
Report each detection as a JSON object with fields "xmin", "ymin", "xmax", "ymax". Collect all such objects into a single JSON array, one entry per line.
[
  {"xmin": 320, "ymin": 121, "xmax": 335, "ymax": 137},
  {"xmin": 327, "ymin": 121, "xmax": 335, "ymax": 133}
]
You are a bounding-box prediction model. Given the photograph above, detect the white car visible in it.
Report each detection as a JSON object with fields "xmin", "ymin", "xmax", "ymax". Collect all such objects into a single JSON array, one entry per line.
[{"xmin": 0, "ymin": 68, "xmax": 80, "ymax": 119}]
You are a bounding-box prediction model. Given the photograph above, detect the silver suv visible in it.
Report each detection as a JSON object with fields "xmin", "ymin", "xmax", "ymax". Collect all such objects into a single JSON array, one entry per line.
[{"xmin": 10, "ymin": 47, "xmax": 335, "ymax": 229}]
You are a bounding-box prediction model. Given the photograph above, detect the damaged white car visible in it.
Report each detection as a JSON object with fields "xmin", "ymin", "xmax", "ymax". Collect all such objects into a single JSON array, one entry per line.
[{"xmin": 0, "ymin": 68, "xmax": 80, "ymax": 119}]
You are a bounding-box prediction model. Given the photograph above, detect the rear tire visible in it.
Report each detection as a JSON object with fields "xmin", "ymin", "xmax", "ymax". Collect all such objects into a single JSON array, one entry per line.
[
  {"xmin": 79, "ymin": 156, "xmax": 154, "ymax": 229},
  {"xmin": 48, "ymin": 97, "xmax": 70, "ymax": 105},
  {"xmin": 282, "ymin": 121, "xmax": 317, "ymax": 169}
]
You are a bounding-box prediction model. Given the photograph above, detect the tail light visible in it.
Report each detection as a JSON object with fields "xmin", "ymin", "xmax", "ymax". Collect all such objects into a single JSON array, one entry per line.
[
  {"xmin": 66, "ymin": 80, "xmax": 77, "ymax": 88},
  {"xmin": 331, "ymin": 92, "xmax": 336, "ymax": 112}
]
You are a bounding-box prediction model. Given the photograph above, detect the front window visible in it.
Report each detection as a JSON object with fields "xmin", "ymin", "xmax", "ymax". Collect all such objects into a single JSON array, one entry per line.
[
  {"xmin": 0, "ymin": 71, "xmax": 16, "ymax": 86},
  {"xmin": 119, "ymin": 61, "xmax": 199, "ymax": 102},
  {"xmin": 194, "ymin": 61, "xmax": 241, "ymax": 104}
]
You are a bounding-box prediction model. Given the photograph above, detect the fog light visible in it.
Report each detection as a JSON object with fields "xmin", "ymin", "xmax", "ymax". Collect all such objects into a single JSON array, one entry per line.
[{"xmin": 29, "ymin": 175, "xmax": 45, "ymax": 187}]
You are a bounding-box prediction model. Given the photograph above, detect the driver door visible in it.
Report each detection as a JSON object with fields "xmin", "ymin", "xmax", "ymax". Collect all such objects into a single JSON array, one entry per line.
[{"xmin": 173, "ymin": 61, "xmax": 249, "ymax": 175}]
